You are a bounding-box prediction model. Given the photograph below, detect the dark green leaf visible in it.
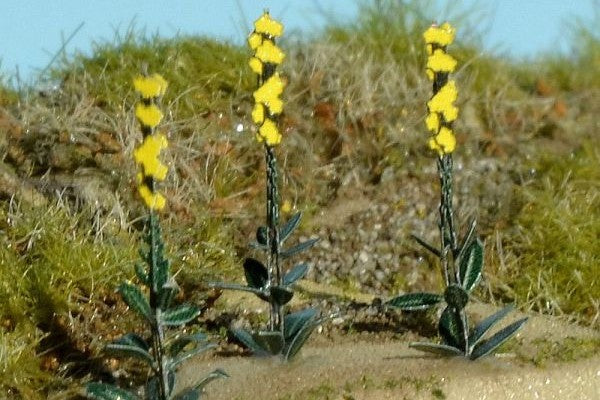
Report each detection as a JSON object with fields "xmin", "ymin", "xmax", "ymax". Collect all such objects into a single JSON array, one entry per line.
[
  {"xmin": 410, "ymin": 234, "xmax": 441, "ymax": 257},
  {"xmin": 153, "ymin": 257, "xmax": 170, "ymax": 295},
  {"xmin": 438, "ymin": 307, "xmax": 464, "ymax": 349},
  {"xmin": 470, "ymin": 317, "xmax": 528, "ymax": 360},
  {"xmin": 175, "ymin": 369, "xmax": 228, "ymax": 400},
  {"xmin": 409, "ymin": 342, "xmax": 464, "ymax": 357},
  {"xmin": 459, "ymin": 238, "xmax": 484, "ymax": 292},
  {"xmin": 86, "ymin": 383, "xmax": 138, "ymax": 400},
  {"xmin": 134, "ymin": 262, "xmax": 149, "ymax": 286},
  {"xmin": 256, "ymin": 226, "xmax": 268, "ymax": 245},
  {"xmin": 469, "ymin": 306, "xmax": 514, "ymax": 349},
  {"xmin": 457, "ymin": 219, "xmax": 477, "ymax": 261},
  {"xmin": 105, "ymin": 333, "xmax": 153, "ymax": 367},
  {"xmin": 146, "ymin": 377, "xmax": 159, "ymax": 400},
  {"xmin": 118, "ymin": 282, "xmax": 151, "ymax": 322},
  {"xmin": 284, "ymin": 308, "xmax": 318, "ymax": 341},
  {"xmin": 158, "ymin": 278, "xmax": 180, "ymax": 309},
  {"xmin": 231, "ymin": 328, "xmax": 271, "ymax": 356},
  {"xmin": 283, "ymin": 263, "xmax": 309, "ymax": 286},
  {"xmin": 443, "ymin": 284, "xmax": 469, "ymax": 310},
  {"xmin": 386, "ymin": 293, "xmax": 443, "ymax": 310},
  {"xmin": 252, "ymin": 331, "xmax": 284, "ymax": 355},
  {"xmin": 169, "ymin": 332, "xmax": 208, "ymax": 357},
  {"xmin": 280, "ymin": 212, "xmax": 302, "ymax": 244},
  {"xmin": 243, "ymin": 258, "xmax": 268, "ymax": 289},
  {"xmin": 283, "ymin": 317, "xmax": 322, "ymax": 361},
  {"xmin": 208, "ymin": 282, "xmax": 268, "ymax": 301},
  {"xmin": 170, "ymin": 343, "xmax": 217, "ymax": 369},
  {"xmin": 281, "ymin": 238, "xmax": 319, "ymax": 259},
  {"xmin": 161, "ymin": 304, "xmax": 201, "ymax": 326},
  {"xmin": 270, "ymin": 286, "xmax": 294, "ymax": 305}
]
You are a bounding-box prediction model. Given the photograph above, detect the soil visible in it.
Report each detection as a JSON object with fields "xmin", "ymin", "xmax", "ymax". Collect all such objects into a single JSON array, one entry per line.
[{"xmin": 179, "ymin": 303, "xmax": 600, "ymax": 400}]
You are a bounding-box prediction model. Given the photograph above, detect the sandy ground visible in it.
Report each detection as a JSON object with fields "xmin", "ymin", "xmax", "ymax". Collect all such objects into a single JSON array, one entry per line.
[{"xmin": 177, "ymin": 304, "xmax": 600, "ymax": 400}]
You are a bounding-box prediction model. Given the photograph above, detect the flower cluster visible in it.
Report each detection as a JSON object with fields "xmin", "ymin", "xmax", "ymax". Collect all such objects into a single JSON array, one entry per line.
[
  {"xmin": 248, "ymin": 12, "xmax": 285, "ymax": 146},
  {"xmin": 133, "ymin": 73, "xmax": 169, "ymax": 210},
  {"xmin": 424, "ymin": 22, "xmax": 458, "ymax": 156}
]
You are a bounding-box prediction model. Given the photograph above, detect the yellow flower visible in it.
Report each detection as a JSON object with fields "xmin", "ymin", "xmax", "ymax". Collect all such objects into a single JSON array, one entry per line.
[
  {"xmin": 425, "ymin": 112, "xmax": 439, "ymax": 133},
  {"xmin": 134, "ymin": 133, "xmax": 169, "ymax": 181},
  {"xmin": 427, "ymin": 49, "xmax": 457, "ymax": 73},
  {"xmin": 138, "ymin": 184, "xmax": 166, "ymax": 210},
  {"xmin": 133, "ymin": 74, "xmax": 168, "ymax": 99},
  {"xmin": 255, "ymin": 39, "xmax": 285, "ymax": 64},
  {"xmin": 427, "ymin": 81, "xmax": 458, "ymax": 122},
  {"xmin": 135, "ymin": 104, "xmax": 164, "ymax": 128},
  {"xmin": 254, "ymin": 12, "xmax": 283, "ymax": 37},
  {"xmin": 257, "ymin": 118, "xmax": 282, "ymax": 146},
  {"xmin": 426, "ymin": 69, "xmax": 435, "ymax": 81},
  {"xmin": 248, "ymin": 32, "xmax": 263, "ymax": 50},
  {"xmin": 253, "ymin": 73, "xmax": 285, "ymax": 114},
  {"xmin": 249, "ymin": 57, "xmax": 263, "ymax": 75},
  {"xmin": 423, "ymin": 22, "xmax": 455, "ymax": 46},
  {"xmin": 428, "ymin": 126, "xmax": 456, "ymax": 155},
  {"xmin": 252, "ymin": 103, "xmax": 265, "ymax": 124}
]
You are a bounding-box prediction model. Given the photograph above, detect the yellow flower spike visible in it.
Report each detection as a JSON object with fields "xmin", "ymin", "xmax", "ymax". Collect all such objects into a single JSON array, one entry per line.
[
  {"xmin": 427, "ymin": 49, "xmax": 457, "ymax": 73},
  {"xmin": 254, "ymin": 12, "xmax": 284, "ymax": 37},
  {"xmin": 255, "ymin": 40, "xmax": 285, "ymax": 64},
  {"xmin": 138, "ymin": 184, "xmax": 166, "ymax": 210},
  {"xmin": 135, "ymin": 104, "xmax": 164, "ymax": 128},
  {"xmin": 427, "ymin": 80, "xmax": 459, "ymax": 122},
  {"xmin": 428, "ymin": 137, "xmax": 443, "ymax": 155},
  {"xmin": 248, "ymin": 32, "xmax": 263, "ymax": 50},
  {"xmin": 252, "ymin": 103, "xmax": 265, "ymax": 124},
  {"xmin": 426, "ymin": 69, "xmax": 435, "ymax": 81},
  {"xmin": 432, "ymin": 126, "xmax": 456, "ymax": 154},
  {"xmin": 425, "ymin": 112, "xmax": 439, "ymax": 133},
  {"xmin": 133, "ymin": 74, "xmax": 168, "ymax": 99},
  {"xmin": 258, "ymin": 118, "xmax": 282, "ymax": 146},
  {"xmin": 134, "ymin": 133, "xmax": 169, "ymax": 181},
  {"xmin": 426, "ymin": 44, "xmax": 433, "ymax": 56},
  {"xmin": 423, "ymin": 22, "xmax": 455, "ymax": 46},
  {"xmin": 248, "ymin": 57, "xmax": 263, "ymax": 75},
  {"xmin": 253, "ymin": 73, "xmax": 284, "ymax": 107}
]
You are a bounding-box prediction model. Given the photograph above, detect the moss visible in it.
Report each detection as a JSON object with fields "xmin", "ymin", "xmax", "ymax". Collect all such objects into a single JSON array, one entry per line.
[
  {"xmin": 522, "ymin": 337, "xmax": 600, "ymax": 367},
  {"xmin": 502, "ymin": 142, "xmax": 600, "ymax": 326}
]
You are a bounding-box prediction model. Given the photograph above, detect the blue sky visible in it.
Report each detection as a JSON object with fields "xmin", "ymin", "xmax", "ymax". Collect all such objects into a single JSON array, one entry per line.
[{"xmin": 1, "ymin": 1, "xmax": 596, "ymax": 83}]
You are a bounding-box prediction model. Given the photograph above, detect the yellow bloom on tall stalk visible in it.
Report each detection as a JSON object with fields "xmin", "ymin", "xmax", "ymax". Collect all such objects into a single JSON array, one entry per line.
[
  {"xmin": 133, "ymin": 73, "xmax": 169, "ymax": 210},
  {"xmin": 424, "ymin": 22, "xmax": 459, "ymax": 156},
  {"xmin": 248, "ymin": 12, "xmax": 285, "ymax": 147}
]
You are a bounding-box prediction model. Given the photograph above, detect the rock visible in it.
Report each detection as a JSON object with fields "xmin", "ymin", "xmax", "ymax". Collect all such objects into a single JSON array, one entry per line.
[{"xmin": 0, "ymin": 161, "xmax": 47, "ymax": 206}]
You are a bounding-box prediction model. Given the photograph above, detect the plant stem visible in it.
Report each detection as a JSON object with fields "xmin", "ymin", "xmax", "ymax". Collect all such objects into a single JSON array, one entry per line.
[
  {"xmin": 265, "ymin": 145, "xmax": 284, "ymax": 335},
  {"xmin": 437, "ymin": 155, "xmax": 458, "ymax": 285},
  {"xmin": 148, "ymin": 212, "xmax": 168, "ymax": 399}
]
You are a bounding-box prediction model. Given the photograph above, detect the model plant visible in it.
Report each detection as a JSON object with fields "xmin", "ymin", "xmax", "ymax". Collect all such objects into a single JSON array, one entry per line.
[
  {"xmin": 210, "ymin": 12, "xmax": 324, "ymax": 361},
  {"xmin": 86, "ymin": 73, "xmax": 226, "ymax": 400},
  {"xmin": 386, "ymin": 23, "xmax": 527, "ymax": 360}
]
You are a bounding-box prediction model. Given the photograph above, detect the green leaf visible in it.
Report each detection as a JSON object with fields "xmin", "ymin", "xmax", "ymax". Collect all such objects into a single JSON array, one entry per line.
[
  {"xmin": 280, "ymin": 212, "xmax": 302, "ymax": 244},
  {"xmin": 175, "ymin": 369, "xmax": 228, "ymax": 400},
  {"xmin": 283, "ymin": 263, "xmax": 309, "ymax": 286},
  {"xmin": 169, "ymin": 332, "xmax": 208, "ymax": 357},
  {"xmin": 208, "ymin": 282, "xmax": 268, "ymax": 301},
  {"xmin": 270, "ymin": 286, "xmax": 294, "ymax": 305},
  {"xmin": 158, "ymin": 278, "xmax": 180, "ymax": 309},
  {"xmin": 457, "ymin": 219, "xmax": 477, "ymax": 261},
  {"xmin": 118, "ymin": 282, "xmax": 152, "ymax": 322},
  {"xmin": 281, "ymin": 238, "xmax": 319, "ymax": 259},
  {"xmin": 231, "ymin": 328, "xmax": 271, "ymax": 356},
  {"xmin": 409, "ymin": 342, "xmax": 464, "ymax": 357},
  {"xmin": 243, "ymin": 258, "xmax": 268, "ymax": 289},
  {"xmin": 283, "ymin": 316, "xmax": 322, "ymax": 361},
  {"xmin": 252, "ymin": 331, "xmax": 284, "ymax": 355},
  {"xmin": 134, "ymin": 262, "xmax": 149, "ymax": 286},
  {"xmin": 161, "ymin": 304, "xmax": 201, "ymax": 326},
  {"xmin": 284, "ymin": 308, "xmax": 318, "ymax": 341},
  {"xmin": 469, "ymin": 306, "xmax": 514, "ymax": 349},
  {"xmin": 256, "ymin": 226, "xmax": 268, "ymax": 246},
  {"xmin": 105, "ymin": 333, "xmax": 153, "ymax": 367},
  {"xmin": 410, "ymin": 234, "xmax": 441, "ymax": 257},
  {"xmin": 153, "ymin": 257, "xmax": 170, "ymax": 295},
  {"xmin": 470, "ymin": 317, "xmax": 528, "ymax": 360},
  {"xmin": 386, "ymin": 293, "xmax": 443, "ymax": 310},
  {"xmin": 146, "ymin": 373, "xmax": 175, "ymax": 399},
  {"xmin": 86, "ymin": 383, "xmax": 139, "ymax": 400},
  {"xmin": 443, "ymin": 284, "xmax": 469, "ymax": 310},
  {"xmin": 459, "ymin": 238, "xmax": 484, "ymax": 292},
  {"xmin": 170, "ymin": 343, "xmax": 218, "ymax": 369},
  {"xmin": 438, "ymin": 307, "xmax": 464, "ymax": 349}
]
